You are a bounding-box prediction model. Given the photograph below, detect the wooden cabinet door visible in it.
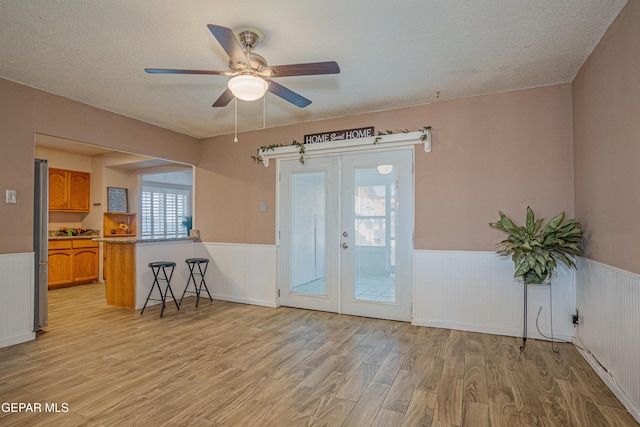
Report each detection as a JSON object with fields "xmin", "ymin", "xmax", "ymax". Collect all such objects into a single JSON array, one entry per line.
[
  {"xmin": 48, "ymin": 250, "xmax": 73, "ymax": 287},
  {"xmin": 48, "ymin": 168, "xmax": 91, "ymax": 212},
  {"xmin": 68, "ymin": 171, "xmax": 90, "ymax": 211},
  {"xmin": 105, "ymin": 243, "xmax": 136, "ymax": 309},
  {"xmin": 49, "ymin": 168, "xmax": 68, "ymax": 211},
  {"xmin": 49, "ymin": 240, "xmax": 99, "ymax": 287},
  {"xmin": 72, "ymin": 248, "xmax": 99, "ymax": 283}
]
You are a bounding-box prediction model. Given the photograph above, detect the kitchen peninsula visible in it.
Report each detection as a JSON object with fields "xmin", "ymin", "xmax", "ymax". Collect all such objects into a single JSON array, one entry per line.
[{"xmin": 94, "ymin": 236, "xmax": 197, "ymax": 309}]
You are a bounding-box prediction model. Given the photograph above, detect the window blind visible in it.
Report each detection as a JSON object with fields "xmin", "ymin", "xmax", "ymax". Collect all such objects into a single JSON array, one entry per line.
[{"xmin": 141, "ymin": 184, "xmax": 191, "ymax": 238}]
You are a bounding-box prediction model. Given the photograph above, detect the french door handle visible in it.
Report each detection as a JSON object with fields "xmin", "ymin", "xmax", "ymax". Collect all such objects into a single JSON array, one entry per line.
[{"xmin": 341, "ymin": 243, "xmax": 349, "ymax": 249}]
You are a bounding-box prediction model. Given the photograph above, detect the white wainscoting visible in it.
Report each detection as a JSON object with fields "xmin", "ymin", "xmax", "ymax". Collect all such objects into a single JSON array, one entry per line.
[
  {"xmin": 413, "ymin": 250, "xmax": 575, "ymax": 341},
  {"xmin": 0, "ymin": 253, "xmax": 35, "ymax": 348},
  {"xmin": 575, "ymin": 257, "xmax": 640, "ymax": 422},
  {"xmin": 196, "ymin": 242, "xmax": 277, "ymax": 308}
]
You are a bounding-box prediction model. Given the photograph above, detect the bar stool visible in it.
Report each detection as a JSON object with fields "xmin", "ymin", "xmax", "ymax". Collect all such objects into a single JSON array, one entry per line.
[
  {"xmin": 141, "ymin": 261, "xmax": 179, "ymax": 317},
  {"xmin": 180, "ymin": 258, "xmax": 213, "ymax": 307}
]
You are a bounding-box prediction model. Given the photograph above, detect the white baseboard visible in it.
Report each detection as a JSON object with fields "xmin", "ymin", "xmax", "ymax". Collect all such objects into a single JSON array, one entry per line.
[
  {"xmin": 212, "ymin": 293, "xmax": 277, "ymax": 308},
  {"xmin": 573, "ymin": 336, "xmax": 640, "ymax": 423},
  {"xmin": 413, "ymin": 318, "xmax": 573, "ymax": 342},
  {"xmin": 0, "ymin": 332, "xmax": 35, "ymax": 348}
]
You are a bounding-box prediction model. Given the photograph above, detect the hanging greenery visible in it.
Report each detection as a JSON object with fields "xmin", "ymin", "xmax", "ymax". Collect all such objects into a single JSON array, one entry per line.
[
  {"xmin": 252, "ymin": 125, "xmax": 431, "ymax": 165},
  {"xmin": 252, "ymin": 140, "xmax": 305, "ymax": 165},
  {"xmin": 373, "ymin": 126, "xmax": 431, "ymax": 144}
]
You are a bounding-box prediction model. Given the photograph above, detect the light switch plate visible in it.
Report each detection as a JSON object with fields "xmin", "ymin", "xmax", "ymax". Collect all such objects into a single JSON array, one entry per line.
[
  {"xmin": 6, "ymin": 189, "xmax": 16, "ymax": 204},
  {"xmin": 260, "ymin": 201, "xmax": 267, "ymax": 212}
]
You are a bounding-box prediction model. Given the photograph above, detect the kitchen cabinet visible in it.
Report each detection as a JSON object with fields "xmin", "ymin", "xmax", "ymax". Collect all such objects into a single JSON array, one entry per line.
[
  {"xmin": 49, "ymin": 168, "xmax": 91, "ymax": 212},
  {"xmin": 102, "ymin": 213, "xmax": 137, "ymax": 280},
  {"xmin": 48, "ymin": 239, "xmax": 99, "ymax": 288},
  {"xmin": 72, "ymin": 240, "xmax": 100, "ymax": 283},
  {"xmin": 48, "ymin": 240, "xmax": 73, "ymax": 287}
]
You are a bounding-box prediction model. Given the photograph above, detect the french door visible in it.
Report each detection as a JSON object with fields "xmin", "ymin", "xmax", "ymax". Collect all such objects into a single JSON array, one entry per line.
[{"xmin": 278, "ymin": 149, "xmax": 413, "ymax": 321}]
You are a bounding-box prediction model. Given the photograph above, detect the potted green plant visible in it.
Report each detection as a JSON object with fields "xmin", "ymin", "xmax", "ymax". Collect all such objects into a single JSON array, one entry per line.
[
  {"xmin": 181, "ymin": 215, "xmax": 192, "ymax": 236},
  {"xmin": 489, "ymin": 207, "xmax": 583, "ymax": 284}
]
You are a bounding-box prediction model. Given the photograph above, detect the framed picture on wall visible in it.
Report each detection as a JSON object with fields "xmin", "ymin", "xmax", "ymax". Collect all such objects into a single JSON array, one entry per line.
[{"xmin": 107, "ymin": 187, "xmax": 128, "ymax": 213}]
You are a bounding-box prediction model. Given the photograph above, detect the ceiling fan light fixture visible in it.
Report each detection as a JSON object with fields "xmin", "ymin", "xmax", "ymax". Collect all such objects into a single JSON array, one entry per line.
[{"xmin": 228, "ymin": 75, "xmax": 268, "ymax": 101}]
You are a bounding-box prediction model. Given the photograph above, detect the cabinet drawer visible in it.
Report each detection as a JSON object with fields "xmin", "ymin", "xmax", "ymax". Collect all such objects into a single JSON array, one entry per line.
[
  {"xmin": 72, "ymin": 239, "xmax": 99, "ymax": 249},
  {"xmin": 49, "ymin": 240, "xmax": 72, "ymax": 250}
]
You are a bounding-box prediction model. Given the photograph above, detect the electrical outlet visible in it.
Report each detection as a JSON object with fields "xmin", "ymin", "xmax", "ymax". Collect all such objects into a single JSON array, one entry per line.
[{"xmin": 572, "ymin": 309, "xmax": 579, "ymax": 326}]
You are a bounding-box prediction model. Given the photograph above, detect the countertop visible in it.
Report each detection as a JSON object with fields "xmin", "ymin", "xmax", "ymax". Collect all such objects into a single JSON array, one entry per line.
[
  {"xmin": 92, "ymin": 237, "xmax": 197, "ymax": 244},
  {"xmin": 49, "ymin": 232, "xmax": 101, "ymax": 240},
  {"xmin": 49, "ymin": 235, "xmax": 100, "ymax": 240}
]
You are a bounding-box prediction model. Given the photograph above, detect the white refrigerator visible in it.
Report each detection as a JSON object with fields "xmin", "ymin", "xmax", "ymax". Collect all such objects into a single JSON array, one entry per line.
[{"xmin": 34, "ymin": 158, "xmax": 49, "ymax": 331}]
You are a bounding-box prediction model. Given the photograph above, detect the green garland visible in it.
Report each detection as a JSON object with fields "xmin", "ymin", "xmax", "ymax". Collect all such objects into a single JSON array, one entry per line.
[
  {"xmin": 253, "ymin": 125, "xmax": 431, "ymax": 165},
  {"xmin": 252, "ymin": 140, "xmax": 305, "ymax": 165},
  {"xmin": 373, "ymin": 126, "xmax": 432, "ymax": 144}
]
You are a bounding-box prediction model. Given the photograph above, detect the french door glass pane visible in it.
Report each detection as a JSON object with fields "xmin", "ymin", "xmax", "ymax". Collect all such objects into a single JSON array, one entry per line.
[
  {"xmin": 353, "ymin": 166, "xmax": 397, "ymax": 303},
  {"xmin": 290, "ymin": 172, "xmax": 326, "ymax": 296}
]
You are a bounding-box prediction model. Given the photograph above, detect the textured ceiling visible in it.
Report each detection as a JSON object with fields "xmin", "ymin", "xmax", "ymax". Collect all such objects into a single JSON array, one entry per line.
[{"xmin": 0, "ymin": 0, "xmax": 627, "ymax": 139}]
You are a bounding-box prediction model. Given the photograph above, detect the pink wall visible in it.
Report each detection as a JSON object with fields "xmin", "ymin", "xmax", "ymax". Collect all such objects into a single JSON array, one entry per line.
[
  {"xmin": 0, "ymin": 78, "xmax": 200, "ymax": 254},
  {"xmin": 0, "ymin": 77, "xmax": 576, "ymax": 255},
  {"xmin": 573, "ymin": 1, "xmax": 640, "ymax": 274},
  {"xmin": 0, "ymin": 80, "xmax": 36, "ymax": 254},
  {"xmin": 196, "ymin": 84, "xmax": 575, "ymax": 250}
]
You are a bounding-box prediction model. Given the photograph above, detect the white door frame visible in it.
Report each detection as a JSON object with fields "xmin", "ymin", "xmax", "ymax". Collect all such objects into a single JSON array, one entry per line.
[
  {"xmin": 277, "ymin": 147, "xmax": 414, "ymax": 321},
  {"xmin": 277, "ymin": 156, "xmax": 340, "ymax": 313},
  {"xmin": 339, "ymin": 150, "xmax": 414, "ymax": 321}
]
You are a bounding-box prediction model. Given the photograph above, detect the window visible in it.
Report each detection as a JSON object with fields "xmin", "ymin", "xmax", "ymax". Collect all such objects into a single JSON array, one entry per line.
[
  {"xmin": 355, "ymin": 184, "xmax": 389, "ymax": 246},
  {"xmin": 141, "ymin": 176, "xmax": 192, "ymax": 238}
]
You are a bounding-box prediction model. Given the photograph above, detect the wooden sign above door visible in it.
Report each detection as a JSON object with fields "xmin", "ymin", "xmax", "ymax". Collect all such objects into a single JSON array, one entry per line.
[{"xmin": 304, "ymin": 126, "xmax": 374, "ymax": 144}]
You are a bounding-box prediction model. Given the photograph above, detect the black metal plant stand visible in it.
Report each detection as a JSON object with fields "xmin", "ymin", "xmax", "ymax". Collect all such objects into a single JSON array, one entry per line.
[
  {"xmin": 520, "ymin": 279, "xmax": 528, "ymax": 351},
  {"xmin": 519, "ymin": 278, "xmax": 554, "ymax": 351}
]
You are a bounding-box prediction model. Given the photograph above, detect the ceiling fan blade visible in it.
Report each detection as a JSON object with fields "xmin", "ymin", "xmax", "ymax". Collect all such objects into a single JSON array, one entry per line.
[
  {"xmin": 264, "ymin": 61, "xmax": 340, "ymax": 77},
  {"xmin": 212, "ymin": 88, "xmax": 234, "ymax": 107},
  {"xmin": 266, "ymin": 79, "xmax": 311, "ymax": 108},
  {"xmin": 145, "ymin": 68, "xmax": 228, "ymax": 75},
  {"xmin": 207, "ymin": 24, "xmax": 250, "ymax": 69}
]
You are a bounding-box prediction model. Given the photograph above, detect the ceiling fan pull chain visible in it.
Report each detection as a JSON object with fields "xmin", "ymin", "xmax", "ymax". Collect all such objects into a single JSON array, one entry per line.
[{"xmin": 234, "ymin": 97, "xmax": 239, "ymax": 142}]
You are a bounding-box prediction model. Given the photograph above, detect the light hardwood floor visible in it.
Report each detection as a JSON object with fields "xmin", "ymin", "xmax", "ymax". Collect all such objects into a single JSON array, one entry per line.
[{"xmin": 0, "ymin": 283, "xmax": 637, "ymax": 426}]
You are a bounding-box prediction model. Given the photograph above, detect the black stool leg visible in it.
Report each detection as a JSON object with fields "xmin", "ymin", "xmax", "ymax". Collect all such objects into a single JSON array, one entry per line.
[
  {"xmin": 141, "ymin": 266, "xmax": 161, "ymax": 315},
  {"xmin": 159, "ymin": 265, "xmax": 179, "ymax": 317},
  {"xmin": 194, "ymin": 262, "xmax": 202, "ymax": 307},
  {"xmin": 180, "ymin": 262, "xmax": 197, "ymax": 306},
  {"xmin": 196, "ymin": 261, "xmax": 213, "ymax": 306},
  {"xmin": 180, "ymin": 260, "xmax": 213, "ymax": 307}
]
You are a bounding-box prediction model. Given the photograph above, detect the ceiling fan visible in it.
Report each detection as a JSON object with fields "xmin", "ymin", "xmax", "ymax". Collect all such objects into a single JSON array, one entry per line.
[{"xmin": 145, "ymin": 24, "xmax": 340, "ymax": 108}]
